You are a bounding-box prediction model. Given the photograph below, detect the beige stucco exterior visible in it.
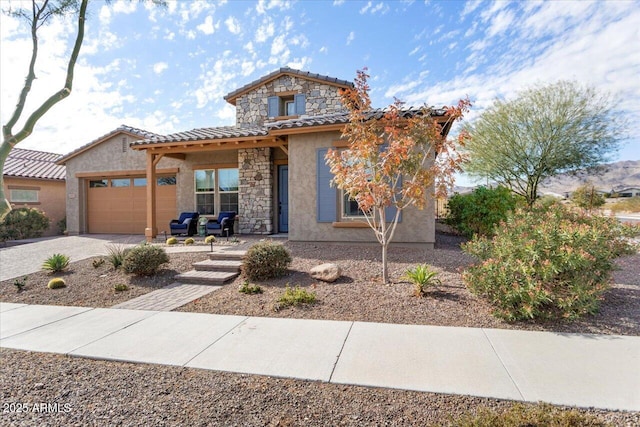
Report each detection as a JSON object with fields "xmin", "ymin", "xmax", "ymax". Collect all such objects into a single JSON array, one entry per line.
[
  {"xmin": 4, "ymin": 177, "xmax": 66, "ymax": 236},
  {"xmin": 288, "ymin": 131, "xmax": 435, "ymax": 247}
]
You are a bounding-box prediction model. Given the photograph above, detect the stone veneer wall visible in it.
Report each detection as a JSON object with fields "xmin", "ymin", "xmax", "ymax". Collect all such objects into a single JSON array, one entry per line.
[
  {"xmin": 238, "ymin": 147, "xmax": 273, "ymax": 234},
  {"xmin": 235, "ymin": 75, "xmax": 344, "ymax": 127}
]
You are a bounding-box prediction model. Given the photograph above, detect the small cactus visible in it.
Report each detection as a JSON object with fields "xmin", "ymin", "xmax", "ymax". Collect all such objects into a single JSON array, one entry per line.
[
  {"xmin": 47, "ymin": 278, "xmax": 66, "ymax": 289},
  {"xmin": 184, "ymin": 237, "xmax": 195, "ymax": 245},
  {"xmin": 113, "ymin": 284, "xmax": 129, "ymax": 292},
  {"xmin": 166, "ymin": 237, "xmax": 178, "ymax": 245},
  {"xmin": 205, "ymin": 235, "xmax": 216, "ymax": 244}
]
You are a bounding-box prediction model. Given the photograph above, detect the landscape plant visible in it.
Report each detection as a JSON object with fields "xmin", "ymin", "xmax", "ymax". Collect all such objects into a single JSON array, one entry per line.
[
  {"xmin": 47, "ymin": 278, "xmax": 66, "ymax": 289},
  {"xmin": 326, "ymin": 69, "xmax": 470, "ymax": 283},
  {"xmin": 122, "ymin": 244, "xmax": 169, "ymax": 276},
  {"xmin": 42, "ymin": 253, "xmax": 70, "ymax": 273},
  {"xmin": 402, "ymin": 264, "xmax": 442, "ymax": 297},
  {"xmin": 242, "ymin": 241, "xmax": 292, "ymax": 281},
  {"xmin": 238, "ymin": 281, "xmax": 263, "ymax": 295},
  {"xmin": 463, "ymin": 81, "xmax": 625, "ymax": 207},
  {"xmin": 463, "ymin": 204, "xmax": 639, "ymax": 321},
  {"xmin": 571, "ymin": 183, "xmax": 605, "ymax": 210},
  {"xmin": 274, "ymin": 285, "xmax": 316, "ymax": 311},
  {"xmin": 92, "ymin": 258, "xmax": 105, "ymax": 269},
  {"xmin": 0, "ymin": 207, "xmax": 50, "ymax": 241},
  {"xmin": 13, "ymin": 276, "xmax": 27, "ymax": 292},
  {"xmin": 204, "ymin": 235, "xmax": 216, "ymax": 244},
  {"xmin": 445, "ymin": 186, "xmax": 517, "ymax": 238},
  {"xmin": 113, "ymin": 284, "xmax": 129, "ymax": 292},
  {"xmin": 105, "ymin": 244, "xmax": 129, "ymax": 269},
  {"xmin": 166, "ymin": 237, "xmax": 178, "ymax": 245},
  {"xmin": 184, "ymin": 237, "xmax": 195, "ymax": 245},
  {"xmin": 609, "ymin": 197, "xmax": 640, "ymax": 213}
]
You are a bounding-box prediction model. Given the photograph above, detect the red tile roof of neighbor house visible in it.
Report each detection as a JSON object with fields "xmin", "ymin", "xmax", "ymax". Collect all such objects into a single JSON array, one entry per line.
[{"xmin": 4, "ymin": 148, "xmax": 66, "ymax": 180}]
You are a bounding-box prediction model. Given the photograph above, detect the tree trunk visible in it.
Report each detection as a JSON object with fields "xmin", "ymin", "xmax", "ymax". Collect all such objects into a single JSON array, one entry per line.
[{"xmin": 381, "ymin": 242, "xmax": 388, "ymax": 284}]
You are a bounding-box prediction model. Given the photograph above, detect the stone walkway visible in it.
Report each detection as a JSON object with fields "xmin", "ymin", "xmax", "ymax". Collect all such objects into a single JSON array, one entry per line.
[{"xmin": 111, "ymin": 283, "xmax": 220, "ymax": 311}]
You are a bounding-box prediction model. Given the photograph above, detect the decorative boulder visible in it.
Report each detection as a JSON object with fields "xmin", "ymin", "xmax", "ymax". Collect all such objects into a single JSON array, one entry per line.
[{"xmin": 310, "ymin": 263, "xmax": 341, "ymax": 283}]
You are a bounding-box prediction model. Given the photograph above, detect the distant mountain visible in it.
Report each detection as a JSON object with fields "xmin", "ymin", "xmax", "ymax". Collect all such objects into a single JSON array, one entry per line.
[{"xmin": 539, "ymin": 160, "xmax": 640, "ymax": 195}]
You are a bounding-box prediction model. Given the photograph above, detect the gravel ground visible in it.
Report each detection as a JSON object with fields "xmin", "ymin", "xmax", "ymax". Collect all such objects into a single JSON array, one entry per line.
[
  {"xmin": 2, "ymin": 348, "xmax": 638, "ymax": 427},
  {"xmin": 2, "ymin": 233, "xmax": 639, "ymax": 425}
]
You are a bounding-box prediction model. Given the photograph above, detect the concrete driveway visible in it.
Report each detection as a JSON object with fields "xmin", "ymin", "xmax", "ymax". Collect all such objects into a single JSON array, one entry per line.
[{"xmin": 0, "ymin": 235, "xmax": 144, "ymax": 281}]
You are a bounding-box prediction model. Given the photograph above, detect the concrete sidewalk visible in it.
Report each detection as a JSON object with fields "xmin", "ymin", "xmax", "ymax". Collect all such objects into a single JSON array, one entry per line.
[{"xmin": 1, "ymin": 302, "xmax": 638, "ymax": 412}]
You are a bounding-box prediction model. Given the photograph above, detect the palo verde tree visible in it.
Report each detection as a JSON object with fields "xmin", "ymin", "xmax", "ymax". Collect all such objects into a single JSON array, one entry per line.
[
  {"xmin": 326, "ymin": 69, "xmax": 470, "ymax": 283},
  {"xmin": 463, "ymin": 81, "xmax": 625, "ymax": 207},
  {"xmin": 0, "ymin": 0, "xmax": 164, "ymax": 221}
]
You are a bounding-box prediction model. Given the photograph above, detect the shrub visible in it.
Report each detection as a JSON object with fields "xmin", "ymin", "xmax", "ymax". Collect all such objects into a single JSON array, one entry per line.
[
  {"xmin": 122, "ymin": 244, "xmax": 169, "ymax": 276},
  {"xmin": 243, "ymin": 240, "xmax": 292, "ymax": 281},
  {"xmin": 204, "ymin": 235, "xmax": 216, "ymax": 244},
  {"xmin": 451, "ymin": 402, "xmax": 608, "ymax": 426},
  {"xmin": 463, "ymin": 205, "xmax": 639, "ymax": 321},
  {"xmin": 47, "ymin": 278, "xmax": 66, "ymax": 289},
  {"xmin": 274, "ymin": 285, "xmax": 316, "ymax": 311},
  {"xmin": 113, "ymin": 284, "xmax": 129, "ymax": 292},
  {"xmin": 166, "ymin": 237, "xmax": 178, "ymax": 245},
  {"xmin": 445, "ymin": 186, "xmax": 517, "ymax": 238},
  {"xmin": 534, "ymin": 194, "xmax": 563, "ymax": 211},
  {"xmin": 42, "ymin": 253, "xmax": 70, "ymax": 273},
  {"xmin": 92, "ymin": 258, "xmax": 105, "ymax": 269},
  {"xmin": 56, "ymin": 217, "xmax": 66, "ymax": 235},
  {"xmin": 0, "ymin": 207, "xmax": 50, "ymax": 241},
  {"xmin": 184, "ymin": 237, "xmax": 195, "ymax": 245},
  {"xmin": 106, "ymin": 244, "xmax": 129, "ymax": 269},
  {"xmin": 238, "ymin": 281, "xmax": 263, "ymax": 294},
  {"xmin": 403, "ymin": 264, "xmax": 441, "ymax": 297},
  {"xmin": 609, "ymin": 197, "xmax": 640, "ymax": 213},
  {"xmin": 14, "ymin": 276, "xmax": 27, "ymax": 292},
  {"xmin": 571, "ymin": 183, "xmax": 605, "ymax": 210}
]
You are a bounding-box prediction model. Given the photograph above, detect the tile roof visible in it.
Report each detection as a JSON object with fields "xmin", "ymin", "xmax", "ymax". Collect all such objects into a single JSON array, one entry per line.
[
  {"xmin": 224, "ymin": 67, "xmax": 354, "ymax": 104},
  {"xmin": 4, "ymin": 148, "xmax": 66, "ymax": 180},
  {"xmin": 131, "ymin": 126, "xmax": 268, "ymax": 145},
  {"xmin": 57, "ymin": 125, "xmax": 161, "ymax": 164}
]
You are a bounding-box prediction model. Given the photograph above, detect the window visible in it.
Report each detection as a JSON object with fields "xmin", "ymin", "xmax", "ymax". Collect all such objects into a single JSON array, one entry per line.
[
  {"xmin": 267, "ymin": 93, "xmax": 306, "ymax": 118},
  {"xmin": 342, "ymin": 193, "xmax": 366, "ymax": 218},
  {"xmin": 133, "ymin": 178, "xmax": 146, "ymax": 187},
  {"xmin": 121, "ymin": 137, "xmax": 127, "ymax": 153},
  {"xmin": 194, "ymin": 169, "xmax": 238, "ymax": 215},
  {"xmin": 111, "ymin": 178, "xmax": 130, "ymax": 187},
  {"xmin": 157, "ymin": 176, "xmax": 176, "ymax": 186},
  {"xmin": 89, "ymin": 179, "xmax": 108, "ymax": 188},
  {"xmin": 10, "ymin": 189, "xmax": 38, "ymax": 203}
]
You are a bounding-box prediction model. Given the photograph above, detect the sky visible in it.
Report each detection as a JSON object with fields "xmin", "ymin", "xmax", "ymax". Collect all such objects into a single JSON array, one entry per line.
[{"xmin": 1, "ymin": 0, "xmax": 639, "ymax": 186}]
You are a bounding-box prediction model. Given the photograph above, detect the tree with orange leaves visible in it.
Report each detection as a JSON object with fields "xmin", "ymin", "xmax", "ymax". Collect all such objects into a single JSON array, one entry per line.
[{"xmin": 325, "ymin": 69, "xmax": 470, "ymax": 283}]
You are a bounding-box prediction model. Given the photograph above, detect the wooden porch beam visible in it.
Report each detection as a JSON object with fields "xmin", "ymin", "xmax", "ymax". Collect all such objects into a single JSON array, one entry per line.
[{"xmin": 144, "ymin": 151, "xmax": 159, "ymax": 242}]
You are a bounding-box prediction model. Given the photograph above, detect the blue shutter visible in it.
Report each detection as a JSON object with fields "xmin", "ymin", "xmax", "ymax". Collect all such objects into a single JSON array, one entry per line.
[
  {"xmin": 317, "ymin": 148, "xmax": 336, "ymax": 222},
  {"xmin": 267, "ymin": 96, "xmax": 279, "ymax": 118},
  {"xmin": 294, "ymin": 93, "xmax": 306, "ymax": 115},
  {"xmin": 384, "ymin": 175, "xmax": 402, "ymax": 223}
]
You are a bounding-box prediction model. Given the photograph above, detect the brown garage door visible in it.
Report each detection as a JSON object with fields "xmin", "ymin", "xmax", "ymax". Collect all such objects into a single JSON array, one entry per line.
[{"xmin": 87, "ymin": 176, "xmax": 176, "ymax": 234}]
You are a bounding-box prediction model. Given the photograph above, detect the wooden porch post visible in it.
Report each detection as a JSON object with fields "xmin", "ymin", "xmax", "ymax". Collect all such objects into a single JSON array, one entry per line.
[{"xmin": 144, "ymin": 151, "xmax": 162, "ymax": 242}]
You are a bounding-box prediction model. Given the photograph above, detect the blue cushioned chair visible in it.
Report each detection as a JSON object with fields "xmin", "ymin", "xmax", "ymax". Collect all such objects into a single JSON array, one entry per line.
[
  {"xmin": 170, "ymin": 212, "xmax": 199, "ymax": 236},
  {"xmin": 206, "ymin": 211, "xmax": 236, "ymax": 237}
]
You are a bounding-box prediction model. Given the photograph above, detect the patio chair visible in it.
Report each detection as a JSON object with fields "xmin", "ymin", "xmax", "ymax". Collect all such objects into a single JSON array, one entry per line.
[
  {"xmin": 169, "ymin": 212, "xmax": 199, "ymax": 236},
  {"xmin": 206, "ymin": 211, "xmax": 236, "ymax": 238}
]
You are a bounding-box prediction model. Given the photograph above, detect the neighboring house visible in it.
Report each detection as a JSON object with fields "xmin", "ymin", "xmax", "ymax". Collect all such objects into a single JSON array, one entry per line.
[
  {"xmin": 58, "ymin": 67, "xmax": 450, "ymax": 248},
  {"xmin": 612, "ymin": 186, "xmax": 640, "ymax": 198},
  {"xmin": 3, "ymin": 148, "xmax": 66, "ymax": 236}
]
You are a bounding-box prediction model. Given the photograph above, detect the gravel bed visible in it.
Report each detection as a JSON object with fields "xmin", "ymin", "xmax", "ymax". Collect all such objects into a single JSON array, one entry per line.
[{"xmin": 2, "ymin": 348, "xmax": 638, "ymax": 426}]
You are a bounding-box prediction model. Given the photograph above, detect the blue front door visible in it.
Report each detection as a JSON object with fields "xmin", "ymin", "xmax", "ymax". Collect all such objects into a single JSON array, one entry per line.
[{"xmin": 278, "ymin": 165, "xmax": 289, "ymax": 233}]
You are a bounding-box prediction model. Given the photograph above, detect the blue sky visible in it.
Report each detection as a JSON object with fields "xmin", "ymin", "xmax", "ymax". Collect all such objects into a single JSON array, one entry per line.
[{"xmin": 1, "ymin": 0, "xmax": 639, "ymax": 185}]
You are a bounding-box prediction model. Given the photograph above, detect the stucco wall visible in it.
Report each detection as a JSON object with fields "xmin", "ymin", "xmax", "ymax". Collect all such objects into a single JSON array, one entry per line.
[
  {"xmin": 288, "ymin": 132, "xmax": 435, "ymax": 247},
  {"xmin": 4, "ymin": 177, "xmax": 66, "ymax": 237},
  {"xmin": 235, "ymin": 75, "xmax": 344, "ymax": 127}
]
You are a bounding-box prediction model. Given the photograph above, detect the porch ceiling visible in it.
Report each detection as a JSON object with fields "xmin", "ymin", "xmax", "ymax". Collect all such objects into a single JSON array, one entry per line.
[{"xmin": 132, "ymin": 135, "xmax": 288, "ymax": 155}]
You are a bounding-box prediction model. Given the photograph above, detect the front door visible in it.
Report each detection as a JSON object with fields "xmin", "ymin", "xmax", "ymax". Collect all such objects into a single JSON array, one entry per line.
[{"xmin": 278, "ymin": 165, "xmax": 289, "ymax": 233}]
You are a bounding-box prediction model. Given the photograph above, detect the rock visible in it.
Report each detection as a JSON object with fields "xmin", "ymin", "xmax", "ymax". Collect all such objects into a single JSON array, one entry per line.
[{"xmin": 310, "ymin": 263, "xmax": 341, "ymax": 283}]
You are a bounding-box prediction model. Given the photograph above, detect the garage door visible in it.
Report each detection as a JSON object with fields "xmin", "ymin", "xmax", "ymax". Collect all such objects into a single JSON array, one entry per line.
[{"xmin": 87, "ymin": 176, "xmax": 176, "ymax": 234}]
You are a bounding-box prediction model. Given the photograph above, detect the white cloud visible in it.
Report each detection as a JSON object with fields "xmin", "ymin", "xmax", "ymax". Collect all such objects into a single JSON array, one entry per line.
[
  {"xmin": 99, "ymin": 5, "xmax": 112, "ymax": 26},
  {"xmin": 346, "ymin": 31, "xmax": 355, "ymax": 45},
  {"xmin": 319, "ymin": 46, "xmax": 328, "ymax": 54},
  {"xmin": 460, "ymin": 0, "xmax": 482, "ymax": 19},
  {"xmin": 153, "ymin": 62, "xmax": 168, "ymax": 75},
  {"xmin": 216, "ymin": 104, "xmax": 236, "ymax": 122},
  {"xmin": 360, "ymin": 1, "xmax": 373, "ymax": 14},
  {"xmin": 333, "ymin": 0, "xmax": 345, "ymax": 5},
  {"xmin": 409, "ymin": 46, "xmax": 420, "ymax": 56},
  {"xmin": 255, "ymin": 18, "xmax": 275, "ymax": 42},
  {"xmin": 486, "ymin": 9, "xmax": 515, "ymax": 37},
  {"xmin": 225, "ymin": 16, "xmax": 241, "ymax": 34},
  {"xmin": 271, "ymin": 34, "xmax": 287, "ymax": 56},
  {"xmin": 197, "ymin": 15, "xmax": 217, "ymax": 35},
  {"xmin": 256, "ymin": 0, "xmax": 292, "ymax": 15},
  {"xmin": 241, "ymin": 61, "xmax": 255, "ymax": 76},
  {"xmin": 112, "ymin": 1, "xmax": 138, "ymax": 15}
]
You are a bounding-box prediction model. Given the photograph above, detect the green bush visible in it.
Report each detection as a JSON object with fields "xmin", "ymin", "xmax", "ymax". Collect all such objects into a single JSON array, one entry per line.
[
  {"xmin": 14, "ymin": 276, "xmax": 27, "ymax": 292},
  {"xmin": 47, "ymin": 278, "xmax": 66, "ymax": 289},
  {"xmin": 0, "ymin": 207, "xmax": 50, "ymax": 241},
  {"xmin": 242, "ymin": 241, "xmax": 292, "ymax": 281},
  {"xmin": 238, "ymin": 281, "xmax": 263, "ymax": 294},
  {"xmin": 402, "ymin": 264, "xmax": 441, "ymax": 297},
  {"xmin": 274, "ymin": 285, "xmax": 316, "ymax": 311},
  {"xmin": 42, "ymin": 253, "xmax": 70, "ymax": 273},
  {"xmin": 571, "ymin": 183, "xmax": 605, "ymax": 210},
  {"xmin": 92, "ymin": 258, "xmax": 105, "ymax": 269},
  {"xmin": 463, "ymin": 205, "xmax": 639, "ymax": 321},
  {"xmin": 56, "ymin": 217, "xmax": 66, "ymax": 235},
  {"xmin": 204, "ymin": 235, "xmax": 216, "ymax": 244},
  {"xmin": 184, "ymin": 237, "xmax": 195, "ymax": 245},
  {"xmin": 450, "ymin": 402, "xmax": 608, "ymax": 426},
  {"xmin": 166, "ymin": 237, "xmax": 178, "ymax": 245},
  {"xmin": 106, "ymin": 244, "xmax": 129, "ymax": 269},
  {"xmin": 113, "ymin": 284, "xmax": 129, "ymax": 292},
  {"xmin": 445, "ymin": 186, "xmax": 517, "ymax": 238},
  {"xmin": 122, "ymin": 244, "xmax": 169, "ymax": 276}
]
